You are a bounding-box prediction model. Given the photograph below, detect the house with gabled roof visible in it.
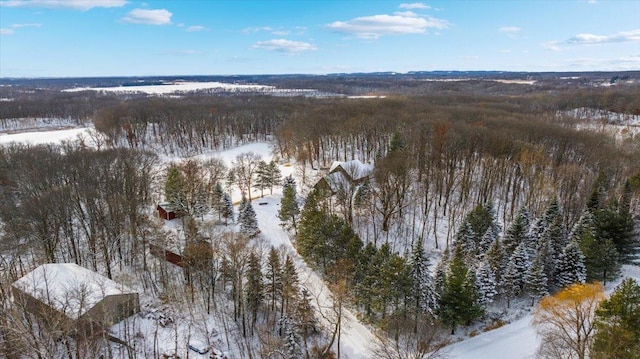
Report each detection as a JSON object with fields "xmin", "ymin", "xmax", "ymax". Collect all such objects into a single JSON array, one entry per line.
[
  {"xmin": 315, "ymin": 159, "xmax": 373, "ymax": 196},
  {"xmin": 12, "ymin": 263, "xmax": 139, "ymax": 338}
]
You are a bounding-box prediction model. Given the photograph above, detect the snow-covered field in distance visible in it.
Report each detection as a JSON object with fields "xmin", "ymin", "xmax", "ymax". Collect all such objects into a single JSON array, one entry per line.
[
  {"xmin": 0, "ymin": 127, "xmax": 92, "ymax": 145},
  {"xmin": 63, "ymin": 81, "xmax": 275, "ymax": 94}
]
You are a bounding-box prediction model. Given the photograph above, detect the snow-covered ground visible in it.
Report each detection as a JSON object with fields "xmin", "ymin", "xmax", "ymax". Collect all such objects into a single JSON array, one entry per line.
[
  {"xmin": 0, "ymin": 126, "xmax": 92, "ymax": 145},
  {"xmin": 63, "ymin": 81, "xmax": 275, "ymax": 94}
]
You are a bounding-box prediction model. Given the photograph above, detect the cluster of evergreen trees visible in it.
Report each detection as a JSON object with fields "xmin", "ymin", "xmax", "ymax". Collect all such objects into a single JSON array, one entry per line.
[{"xmin": 297, "ymin": 178, "xmax": 638, "ymax": 337}]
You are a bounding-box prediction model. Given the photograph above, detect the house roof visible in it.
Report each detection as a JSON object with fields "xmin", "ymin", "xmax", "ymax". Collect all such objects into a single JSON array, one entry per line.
[
  {"xmin": 329, "ymin": 160, "xmax": 373, "ymax": 182},
  {"xmin": 324, "ymin": 171, "xmax": 351, "ymax": 193},
  {"xmin": 157, "ymin": 202, "xmax": 175, "ymax": 212},
  {"xmin": 12, "ymin": 263, "xmax": 135, "ymax": 320}
]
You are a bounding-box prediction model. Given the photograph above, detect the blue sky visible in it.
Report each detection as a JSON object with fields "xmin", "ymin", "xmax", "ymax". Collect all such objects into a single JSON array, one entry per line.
[{"xmin": 0, "ymin": 0, "xmax": 638, "ymax": 77}]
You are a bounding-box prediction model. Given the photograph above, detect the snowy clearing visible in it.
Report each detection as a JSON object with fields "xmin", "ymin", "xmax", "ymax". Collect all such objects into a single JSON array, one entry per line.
[
  {"xmin": 0, "ymin": 126, "xmax": 92, "ymax": 145},
  {"xmin": 63, "ymin": 81, "xmax": 274, "ymax": 94}
]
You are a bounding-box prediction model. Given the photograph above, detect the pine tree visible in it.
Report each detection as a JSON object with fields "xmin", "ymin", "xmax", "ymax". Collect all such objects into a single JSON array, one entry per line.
[
  {"xmin": 165, "ymin": 164, "xmax": 185, "ymax": 210},
  {"xmin": 454, "ymin": 221, "xmax": 477, "ymax": 260},
  {"xmin": 525, "ymin": 252, "xmax": 549, "ymax": 305},
  {"xmin": 591, "ymin": 278, "xmax": 640, "ymax": 359},
  {"xmin": 279, "ymin": 181, "xmax": 300, "ymax": 232},
  {"xmin": 296, "ymin": 287, "xmax": 317, "ymax": 340},
  {"xmin": 503, "ymin": 207, "xmax": 531, "ymax": 257},
  {"xmin": 596, "ymin": 199, "xmax": 636, "ymax": 264},
  {"xmin": 282, "ymin": 174, "xmax": 296, "ymax": 191},
  {"xmin": 506, "ymin": 242, "xmax": 530, "ymax": 294},
  {"xmin": 265, "ymin": 247, "xmax": 283, "ymax": 315},
  {"xmin": 557, "ymin": 240, "xmax": 587, "ymax": 288},
  {"xmin": 267, "ymin": 160, "xmax": 282, "ymax": 194},
  {"xmin": 410, "ymin": 239, "xmax": 438, "ymax": 315},
  {"xmin": 580, "ymin": 230, "xmax": 620, "ymax": 285},
  {"xmin": 281, "ymin": 256, "xmax": 300, "ymax": 317},
  {"xmin": 475, "ymin": 260, "xmax": 498, "ymax": 307},
  {"xmin": 438, "ymin": 243, "xmax": 483, "ymax": 334},
  {"xmin": 279, "ymin": 315, "xmax": 302, "ymax": 359},
  {"xmin": 212, "ymin": 181, "xmax": 224, "ymax": 219},
  {"xmin": 486, "ymin": 237, "xmax": 507, "ymax": 285},
  {"xmin": 539, "ymin": 214, "xmax": 568, "ymax": 282},
  {"xmin": 239, "ymin": 199, "xmax": 259, "ymax": 237},
  {"xmin": 245, "ymin": 251, "xmax": 264, "ymax": 333},
  {"xmin": 254, "ymin": 160, "xmax": 270, "ymax": 198},
  {"xmin": 221, "ymin": 193, "xmax": 234, "ymax": 225}
]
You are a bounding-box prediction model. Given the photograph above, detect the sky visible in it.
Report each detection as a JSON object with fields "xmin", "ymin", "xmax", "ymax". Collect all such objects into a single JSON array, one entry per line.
[{"xmin": 0, "ymin": 0, "xmax": 639, "ymax": 77}]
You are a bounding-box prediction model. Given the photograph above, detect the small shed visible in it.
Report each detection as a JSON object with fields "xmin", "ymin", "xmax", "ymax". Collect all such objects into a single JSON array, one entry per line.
[
  {"xmin": 12, "ymin": 263, "xmax": 139, "ymax": 338},
  {"xmin": 157, "ymin": 202, "xmax": 177, "ymax": 220}
]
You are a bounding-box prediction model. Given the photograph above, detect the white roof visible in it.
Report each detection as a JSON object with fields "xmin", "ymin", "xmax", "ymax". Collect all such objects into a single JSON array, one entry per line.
[
  {"xmin": 13, "ymin": 263, "xmax": 135, "ymax": 320},
  {"xmin": 328, "ymin": 160, "xmax": 373, "ymax": 181}
]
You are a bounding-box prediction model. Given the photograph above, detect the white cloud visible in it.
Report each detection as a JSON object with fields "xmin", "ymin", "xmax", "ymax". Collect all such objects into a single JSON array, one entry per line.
[
  {"xmin": 185, "ymin": 25, "xmax": 206, "ymax": 32},
  {"xmin": 500, "ymin": 49, "xmax": 512, "ymax": 53},
  {"xmin": 544, "ymin": 29, "xmax": 640, "ymax": 51},
  {"xmin": 271, "ymin": 30, "xmax": 290, "ymax": 36},
  {"xmin": 499, "ymin": 26, "xmax": 520, "ymax": 38},
  {"xmin": 399, "ymin": 2, "xmax": 431, "ymax": 10},
  {"xmin": 0, "ymin": 28, "xmax": 15, "ymax": 35},
  {"xmin": 121, "ymin": 8, "xmax": 172, "ymax": 25},
  {"xmin": 243, "ymin": 26, "xmax": 273, "ymax": 33},
  {"xmin": 588, "ymin": 0, "xmax": 597, "ymax": 4},
  {"xmin": 542, "ymin": 41, "xmax": 562, "ymax": 51},
  {"xmin": 327, "ymin": 13, "xmax": 449, "ymax": 39},
  {"xmin": 10, "ymin": 23, "xmax": 41, "ymax": 28},
  {"xmin": 566, "ymin": 54, "xmax": 640, "ymax": 70},
  {"xmin": 566, "ymin": 29, "xmax": 640, "ymax": 44},
  {"xmin": 252, "ymin": 39, "xmax": 317, "ymax": 53},
  {"xmin": 394, "ymin": 11, "xmax": 419, "ymax": 17},
  {"xmin": 0, "ymin": 0, "xmax": 126, "ymax": 11}
]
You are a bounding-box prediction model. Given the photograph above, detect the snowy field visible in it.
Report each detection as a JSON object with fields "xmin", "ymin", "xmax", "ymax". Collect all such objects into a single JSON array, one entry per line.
[
  {"xmin": 0, "ymin": 126, "xmax": 92, "ymax": 145},
  {"xmin": 63, "ymin": 81, "xmax": 274, "ymax": 94}
]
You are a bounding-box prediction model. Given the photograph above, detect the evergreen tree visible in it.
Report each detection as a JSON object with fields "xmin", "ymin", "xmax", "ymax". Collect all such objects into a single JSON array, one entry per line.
[
  {"xmin": 283, "ymin": 174, "xmax": 296, "ymax": 191},
  {"xmin": 296, "ymin": 287, "xmax": 318, "ymax": 341},
  {"xmin": 354, "ymin": 242, "xmax": 378, "ymax": 317},
  {"xmin": 525, "ymin": 252, "xmax": 549, "ymax": 305},
  {"xmin": 279, "ymin": 315, "xmax": 302, "ymax": 359},
  {"xmin": 503, "ymin": 207, "xmax": 531, "ymax": 257},
  {"xmin": 595, "ymin": 200, "xmax": 637, "ymax": 264},
  {"xmin": 254, "ymin": 160, "xmax": 270, "ymax": 198},
  {"xmin": 165, "ymin": 164, "xmax": 185, "ymax": 209},
  {"xmin": 557, "ymin": 240, "xmax": 587, "ymax": 288},
  {"xmin": 267, "ymin": 160, "xmax": 282, "ymax": 194},
  {"xmin": 279, "ymin": 181, "xmax": 300, "ymax": 232},
  {"xmin": 211, "ymin": 181, "xmax": 224, "ymax": 218},
  {"xmin": 580, "ymin": 230, "xmax": 620, "ymax": 285},
  {"xmin": 475, "ymin": 260, "xmax": 498, "ymax": 307},
  {"xmin": 245, "ymin": 251, "xmax": 264, "ymax": 333},
  {"xmin": 486, "ymin": 237, "xmax": 507, "ymax": 285},
  {"xmin": 591, "ymin": 278, "xmax": 640, "ymax": 359},
  {"xmin": 438, "ymin": 243, "xmax": 483, "ymax": 334},
  {"xmin": 454, "ymin": 221, "xmax": 477, "ymax": 260},
  {"xmin": 221, "ymin": 192, "xmax": 234, "ymax": 225},
  {"xmin": 354, "ymin": 177, "xmax": 371, "ymax": 210},
  {"xmin": 281, "ymin": 255, "xmax": 300, "ymax": 317},
  {"xmin": 239, "ymin": 200, "xmax": 259, "ymax": 237},
  {"xmin": 266, "ymin": 247, "xmax": 283, "ymax": 315},
  {"xmin": 410, "ymin": 239, "xmax": 439, "ymax": 315},
  {"xmin": 506, "ymin": 242, "xmax": 530, "ymax": 294}
]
